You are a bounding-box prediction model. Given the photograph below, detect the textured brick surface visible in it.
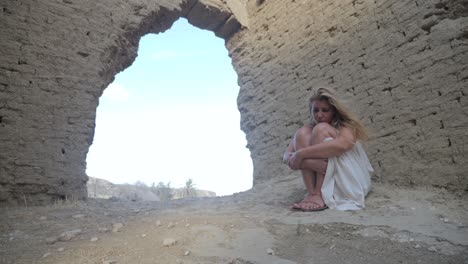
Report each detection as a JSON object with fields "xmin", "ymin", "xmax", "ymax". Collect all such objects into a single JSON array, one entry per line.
[
  {"xmin": 228, "ymin": 0, "xmax": 467, "ymax": 190},
  {"xmin": 0, "ymin": 0, "xmax": 466, "ymax": 204},
  {"xmin": 0, "ymin": 0, "xmax": 240, "ymax": 204}
]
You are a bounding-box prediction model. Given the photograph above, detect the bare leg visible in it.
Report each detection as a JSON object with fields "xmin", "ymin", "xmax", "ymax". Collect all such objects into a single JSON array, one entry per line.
[
  {"xmin": 293, "ymin": 126, "xmax": 316, "ymax": 197},
  {"xmin": 290, "ymin": 126, "xmax": 322, "ymax": 210},
  {"xmin": 307, "ymin": 123, "xmax": 338, "ymax": 208},
  {"xmin": 291, "ymin": 123, "xmax": 337, "ymax": 210}
]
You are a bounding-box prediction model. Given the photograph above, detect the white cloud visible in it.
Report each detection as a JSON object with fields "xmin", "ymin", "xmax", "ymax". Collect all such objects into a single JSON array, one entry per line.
[{"xmin": 102, "ymin": 82, "xmax": 130, "ymax": 102}]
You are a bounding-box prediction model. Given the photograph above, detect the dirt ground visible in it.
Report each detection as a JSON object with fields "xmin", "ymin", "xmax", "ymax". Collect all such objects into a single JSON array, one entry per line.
[{"xmin": 1, "ymin": 181, "xmax": 467, "ymax": 264}]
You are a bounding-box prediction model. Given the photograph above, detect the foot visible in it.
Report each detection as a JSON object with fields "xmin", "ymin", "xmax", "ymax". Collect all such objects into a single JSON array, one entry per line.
[{"xmin": 291, "ymin": 194, "xmax": 327, "ymax": 211}]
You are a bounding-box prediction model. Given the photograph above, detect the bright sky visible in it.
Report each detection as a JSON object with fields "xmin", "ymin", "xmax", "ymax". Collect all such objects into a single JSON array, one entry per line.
[{"xmin": 86, "ymin": 18, "xmax": 253, "ymax": 196}]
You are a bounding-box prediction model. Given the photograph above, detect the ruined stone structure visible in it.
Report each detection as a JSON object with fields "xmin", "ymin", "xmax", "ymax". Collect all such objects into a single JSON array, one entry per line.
[{"xmin": 0, "ymin": 0, "xmax": 466, "ymax": 204}]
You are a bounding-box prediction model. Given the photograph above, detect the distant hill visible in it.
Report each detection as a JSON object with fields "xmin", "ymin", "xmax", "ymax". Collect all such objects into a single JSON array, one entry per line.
[
  {"xmin": 171, "ymin": 187, "xmax": 216, "ymax": 200},
  {"xmin": 87, "ymin": 177, "xmax": 216, "ymax": 202}
]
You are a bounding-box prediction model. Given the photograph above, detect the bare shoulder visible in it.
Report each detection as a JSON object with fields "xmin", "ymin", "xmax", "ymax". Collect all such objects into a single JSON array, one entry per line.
[{"xmin": 338, "ymin": 126, "xmax": 356, "ymax": 143}]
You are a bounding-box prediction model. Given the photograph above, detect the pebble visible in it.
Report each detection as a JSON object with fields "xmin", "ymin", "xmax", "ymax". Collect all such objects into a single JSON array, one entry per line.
[
  {"xmin": 167, "ymin": 222, "xmax": 175, "ymax": 229},
  {"xmin": 266, "ymin": 248, "xmax": 275, "ymax": 255},
  {"xmin": 163, "ymin": 238, "xmax": 177, "ymax": 246},
  {"xmin": 42, "ymin": 252, "xmax": 51, "ymax": 258},
  {"xmin": 46, "ymin": 237, "xmax": 58, "ymax": 245},
  {"xmin": 72, "ymin": 214, "xmax": 85, "ymax": 219},
  {"xmin": 112, "ymin": 223, "xmax": 124, "ymax": 233},
  {"xmin": 141, "ymin": 234, "xmax": 146, "ymax": 238},
  {"xmin": 428, "ymin": 246, "xmax": 437, "ymax": 252},
  {"xmin": 39, "ymin": 216, "xmax": 47, "ymax": 220},
  {"xmin": 90, "ymin": 237, "xmax": 98, "ymax": 242},
  {"xmin": 185, "ymin": 224, "xmax": 190, "ymax": 228},
  {"xmin": 415, "ymin": 244, "xmax": 421, "ymax": 249},
  {"xmin": 98, "ymin": 227, "xmax": 109, "ymax": 233},
  {"xmin": 156, "ymin": 221, "xmax": 162, "ymax": 227},
  {"xmin": 57, "ymin": 247, "xmax": 65, "ymax": 252},
  {"xmin": 184, "ymin": 250, "xmax": 190, "ymax": 256},
  {"xmin": 102, "ymin": 260, "xmax": 117, "ymax": 264},
  {"xmin": 58, "ymin": 229, "xmax": 82, "ymax": 242}
]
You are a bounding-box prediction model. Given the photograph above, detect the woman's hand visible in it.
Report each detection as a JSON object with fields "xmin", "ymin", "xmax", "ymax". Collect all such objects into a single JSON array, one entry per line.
[
  {"xmin": 282, "ymin": 151, "xmax": 292, "ymax": 164},
  {"xmin": 287, "ymin": 151, "xmax": 303, "ymax": 170}
]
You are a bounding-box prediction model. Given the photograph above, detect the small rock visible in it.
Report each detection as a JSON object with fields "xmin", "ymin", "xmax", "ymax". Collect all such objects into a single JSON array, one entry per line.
[
  {"xmin": 156, "ymin": 221, "xmax": 162, "ymax": 227},
  {"xmin": 428, "ymin": 246, "xmax": 437, "ymax": 252},
  {"xmin": 167, "ymin": 222, "xmax": 175, "ymax": 229},
  {"xmin": 42, "ymin": 252, "xmax": 51, "ymax": 258},
  {"xmin": 415, "ymin": 244, "xmax": 421, "ymax": 248},
  {"xmin": 141, "ymin": 234, "xmax": 146, "ymax": 238},
  {"xmin": 58, "ymin": 229, "xmax": 82, "ymax": 242},
  {"xmin": 39, "ymin": 216, "xmax": 47, "ymax": 220},
  {"xmin": 72, "ymin": 214, "xmax": 85, "ymax": 219},
  {"xmin": 329, "ymin": 244, "xmax": 335, "ymax": 250},
  {"xmin": 112, "ymin": 223, "xmax": 124, "ymax": 233},
  {"xmin": 266, "ymin": 248, "xmax": 275, "ymax": 255},
  {"xmin": 90, "ymin": 237, "xmax": 98, "ymax": 242},
  {"xmin": 163, "ymin": 238, "xmax": 177, "ymax": 246},
  {"xmin": 46, "ymin": 237, "xmax": 58, "ymax": 245},
  {"xmin": 185, "ymin": 224, "xmax": 190, "ymax": 228},
  {"xmin": 98, "ymin": 227, "xmax": 109, "ymax": 233},
  {"xmin": 443, "ymin": 218, "xmax": 450, "ymax": 223},
  {"xmin": 184, "ymin": 250, "xmax": 190, "ymax": 256},
  {"xmin": 102, "ymin": 260, "xmax": 117, "ymax": 264},
  {"xmin": 57, "ymin": 247, "xmax": 65, "ymax": 252}
]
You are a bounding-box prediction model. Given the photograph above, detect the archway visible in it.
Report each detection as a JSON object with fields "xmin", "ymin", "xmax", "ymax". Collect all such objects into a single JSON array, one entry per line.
[
  {"xmin": 86, "ymin": 18, "xmax": 252, "ymax": 199},
  {"xmin": 0, "ymin": 0, "xmax": 249, "ymax": 204}
]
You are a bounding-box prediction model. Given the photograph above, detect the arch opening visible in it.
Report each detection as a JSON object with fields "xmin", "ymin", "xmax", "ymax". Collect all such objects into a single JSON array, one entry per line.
[{"xmin": 86, "ymin": 18, "xmax": 252, "ymax": 200}]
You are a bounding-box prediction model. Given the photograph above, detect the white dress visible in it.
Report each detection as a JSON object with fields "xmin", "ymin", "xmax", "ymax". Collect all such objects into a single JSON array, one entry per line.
[{"xmin": 321, "ymin": 138, "xmax": 373, "ymax": 210}]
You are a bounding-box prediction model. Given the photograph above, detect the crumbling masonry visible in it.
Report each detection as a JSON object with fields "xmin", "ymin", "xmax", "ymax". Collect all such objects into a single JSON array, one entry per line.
[{"xmin": 0, "ymin": 0, "xmax": 467, "ymax": 204}]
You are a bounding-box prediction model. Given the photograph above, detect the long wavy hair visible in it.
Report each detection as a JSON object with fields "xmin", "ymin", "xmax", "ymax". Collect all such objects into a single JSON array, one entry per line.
[{"xmin": 308, "ymin": 87, "xmax": 368, "ymax": 141}]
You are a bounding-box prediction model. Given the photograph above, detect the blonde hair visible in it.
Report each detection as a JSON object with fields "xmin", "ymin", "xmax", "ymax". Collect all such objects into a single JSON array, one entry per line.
[{"xmin": 308, "ymin": 87, "xmax": 368, "ymax": 141}]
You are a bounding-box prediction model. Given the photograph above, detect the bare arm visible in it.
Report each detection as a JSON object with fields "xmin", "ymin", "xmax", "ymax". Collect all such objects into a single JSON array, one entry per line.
[
  {"xmin": 288, "ymin": 127, "xmax": 356, "ymax": 169},
  {"xmin": 282, "ymin": 137, "xmax": 295, "ymax": 163},
  {"xmin": 299, "ymin": 127, "xmax": 355, "ymax": 158}
]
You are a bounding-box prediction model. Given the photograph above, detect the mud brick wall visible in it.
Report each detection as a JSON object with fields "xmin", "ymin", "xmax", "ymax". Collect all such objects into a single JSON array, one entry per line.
[
  {"xmin": 0, "ymin": 0, "xmax": 466, "ymax": 204},
  {"xmin": 0, "ymin": 0, "xmax": 241, "ymax": 204},
  {"xmin": 229, "ymin": 0, "xmax": 467, "ymax": 189}
]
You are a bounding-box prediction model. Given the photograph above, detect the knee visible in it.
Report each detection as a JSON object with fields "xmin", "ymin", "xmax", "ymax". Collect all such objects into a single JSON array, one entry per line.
[
  {"xmin": 294, "ymin": 126, "xmax": 314, "ymax": 148},
  {"xmin": 312, "ymin": 123, "xmax": 337, "ymax": 138},
  {"xmin": 296, "ymin": 126, "xmax": 313, "ymax": 140}
]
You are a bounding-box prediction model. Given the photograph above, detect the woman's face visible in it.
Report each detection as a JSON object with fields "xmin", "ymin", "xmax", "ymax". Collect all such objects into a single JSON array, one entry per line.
[{"xmin": 311, "ymin": 99, "xmax": 335, "ymax": 124}]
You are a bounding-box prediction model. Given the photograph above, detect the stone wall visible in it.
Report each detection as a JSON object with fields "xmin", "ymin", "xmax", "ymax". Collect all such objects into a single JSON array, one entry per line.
[
  {"xmin": 0, "ymin": 0, "xmax": 241, "ymax": 204},
  {"xmin": 0, "ymin": 0, "xmax": 466, "ymax": 204},
  {"xmin": 229, "ymin": 0, "xmax": 467, "ymax": 190}
]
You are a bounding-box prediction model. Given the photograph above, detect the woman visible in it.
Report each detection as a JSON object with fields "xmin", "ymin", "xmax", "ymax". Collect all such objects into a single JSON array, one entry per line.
[{"xmin": 284, "ymin": 88, "xmax": 373, "ymax": 211}]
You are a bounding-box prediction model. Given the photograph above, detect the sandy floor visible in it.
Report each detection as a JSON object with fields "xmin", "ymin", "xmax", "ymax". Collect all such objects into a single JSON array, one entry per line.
[{"xmin": 1, "ymin": 181, "xmax": 467, "ymax": 264}]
